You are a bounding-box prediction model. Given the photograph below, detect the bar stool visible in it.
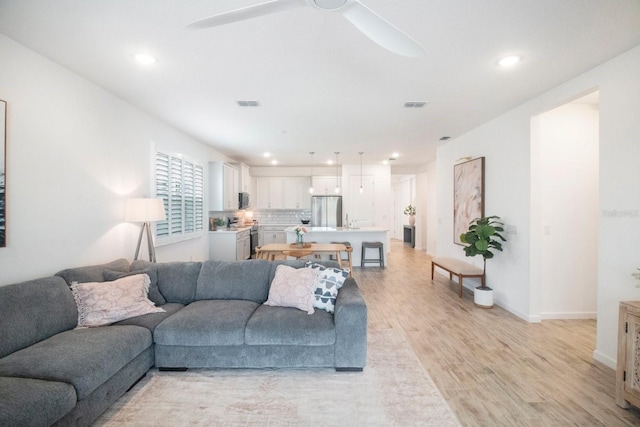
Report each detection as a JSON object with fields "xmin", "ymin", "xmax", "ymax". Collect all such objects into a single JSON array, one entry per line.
[
  {"xmin": 361, "ymin": 241, "xmax": 384, "ymax": 268},
  {"xmin": 331, "ymin": 241, "xmax": 353, "ymax": 277}
]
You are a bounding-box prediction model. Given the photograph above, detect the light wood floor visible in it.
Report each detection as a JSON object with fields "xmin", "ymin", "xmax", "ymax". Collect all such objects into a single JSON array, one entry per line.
[{"xmin": 352, "ymin": 239, "xmax": 640, "ymax": 426}]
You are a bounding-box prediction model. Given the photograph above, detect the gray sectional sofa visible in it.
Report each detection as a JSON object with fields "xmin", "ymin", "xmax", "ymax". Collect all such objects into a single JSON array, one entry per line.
[{"xmin": 0, "ymin": 258, "xmax": 367, "ymax": 427}]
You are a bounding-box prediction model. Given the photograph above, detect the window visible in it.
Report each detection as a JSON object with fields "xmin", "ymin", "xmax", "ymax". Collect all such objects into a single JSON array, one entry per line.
[{"xmin": 155, "ymin": 150, "xmax": 204, "ymax": 243}]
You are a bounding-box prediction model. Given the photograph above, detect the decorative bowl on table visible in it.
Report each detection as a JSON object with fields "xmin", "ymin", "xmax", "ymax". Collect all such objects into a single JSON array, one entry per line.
[{"xmin": 301, "ymin": 219, "xmax": 310, "ymax": 224}]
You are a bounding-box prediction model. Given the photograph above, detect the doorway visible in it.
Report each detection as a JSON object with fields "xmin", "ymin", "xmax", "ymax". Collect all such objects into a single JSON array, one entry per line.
[{"xmin": 530, "ymin": 90, "xmax": 599, "ymax": 320}]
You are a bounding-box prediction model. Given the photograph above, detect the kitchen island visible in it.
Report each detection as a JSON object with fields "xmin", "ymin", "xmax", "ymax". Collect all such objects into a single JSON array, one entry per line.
[{"xmin": 284, "ymin": 226, "xmax": 389, "ymax": 268}]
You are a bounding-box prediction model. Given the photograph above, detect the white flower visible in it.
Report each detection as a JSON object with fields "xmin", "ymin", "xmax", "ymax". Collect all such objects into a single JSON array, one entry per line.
[
  {"xmin": 403, "ymin": 205, "xmax": 416, "ymax": 216},
  {"xmin": 294, "ymin": 225, "xmax": 307, "ymax": 236}
]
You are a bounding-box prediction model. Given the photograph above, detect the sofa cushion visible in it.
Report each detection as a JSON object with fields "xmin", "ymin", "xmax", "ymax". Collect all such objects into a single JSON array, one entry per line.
[
  {"xmin": 0, "ymin": 376, "xmax": 76, "ymax": 427},
  {"xmin": 264, "ymin": 265, "xmax": 319, "ymax": 314},
  {"xmin": 154, "ymin": 300, "xmax": 259, "ymax": 346},
  {"xmin": 104, "ymin": 266, "xmax": 166, "ymax": 305},
  {"xmin": 55, "ymin": 258, "xmax": 130, "ymax": 285},
  {"xmin": 245, "ymin": 305, "xmax": 336, "ymax": 346},
  {"xmin": 71, "ymin": 274, "xmax": 165, "ymax": 327},
  {"xmin": 0, "ymin": 325, "xmax": 151, "ymax": 400},
  {"xmin": 114, "ymin": 302, "xmax": 184, "ymax": 332},
  {"xmin": 0, "ymin": 276, "xmax": 77, "ymax": 359},
  {"xmin": 196, "ymin": 260, "xmax": 272, "ymax": 303},
  {"xmin": 305, "ymin": 262, "xmax": 348, "ymax": 313},
  {"xmin": 155, "ymin": 262, "xmax": 201, "ymax": 304}
]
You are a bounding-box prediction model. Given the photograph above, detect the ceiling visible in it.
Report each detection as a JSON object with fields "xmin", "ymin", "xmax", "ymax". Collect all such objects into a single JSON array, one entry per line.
[{"xmin": 1, "ymin": 0, "xmax": 639, "ymax": 171}]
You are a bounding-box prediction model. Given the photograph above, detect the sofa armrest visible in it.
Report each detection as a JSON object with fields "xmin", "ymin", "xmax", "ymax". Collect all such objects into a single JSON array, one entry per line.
[{"xmin": 333, "ymin": 278, "xmax": 367, "ymax": 369}]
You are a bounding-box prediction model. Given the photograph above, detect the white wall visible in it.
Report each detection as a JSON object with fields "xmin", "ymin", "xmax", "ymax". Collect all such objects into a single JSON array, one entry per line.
[
  {"xmin": 391, "ymin": 175, "xmax": 413, "ymax": 240},
  {"xmin": 533, "ymin": 101, "xmax": 599, "ymax": 319},
  {"xmin": 0, "ymin": 35, "xmax": 228, "ymax": 285},
  {"xmin": 435, "ymin": 44, "xmax": 640, "ymax": 368},
  {"xmin": 342, "ymin": 163, "xmax": 392, "ymax": 232},
  {"xmin": 414, "ymin": 170, "xmax": 428, "ymax": 251}
]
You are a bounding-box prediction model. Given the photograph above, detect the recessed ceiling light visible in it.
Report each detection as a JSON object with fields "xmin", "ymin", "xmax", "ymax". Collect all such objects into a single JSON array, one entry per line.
[
  {"xmin": 497, "ymin": 55, "xmax": 522, "ymax": 67},
  {"xmin": 263, "ymin": 152, "xmax": 271, "ymax": 158},
  {"xmin": 382, "ymin": 160, "xmax": 389, "ymax": 165},
  {"xmin": 391, "ymin": 152, "xmax": 399, "ymax": 159},
  {"xmin": 134, "ymin": 53, "xmax": 157, "ymax": 65},
  {"xmin": 271, "ymin": 159, "xmax": 278, "ymax": 165}
]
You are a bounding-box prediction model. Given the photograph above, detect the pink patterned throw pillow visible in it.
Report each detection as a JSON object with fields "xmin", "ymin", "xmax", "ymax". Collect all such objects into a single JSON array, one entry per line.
[
  {"xmin": 70, "ymin": 274, "xmax": 165, "ymax": 327},
  {"xmin": 264, "ymin": 265, "xmax": 320, "ymax": 314}
]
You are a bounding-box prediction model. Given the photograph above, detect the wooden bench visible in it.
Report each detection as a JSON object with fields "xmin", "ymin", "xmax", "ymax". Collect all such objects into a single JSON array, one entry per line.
[{"xmin": 431, "ymin": 257, "xmax": 485, "ymax": 297}]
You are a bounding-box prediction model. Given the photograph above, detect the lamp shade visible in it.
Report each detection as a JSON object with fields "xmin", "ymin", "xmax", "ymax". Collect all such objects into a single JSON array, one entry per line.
[{"xmin": 124, "ymin": 198, "xmax": 166, "ymax": 222}]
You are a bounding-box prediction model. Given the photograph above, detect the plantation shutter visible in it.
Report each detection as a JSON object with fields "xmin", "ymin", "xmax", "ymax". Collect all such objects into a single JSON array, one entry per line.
[
  {"xmin": 155, "ymin": 150, "xmax": 204, "ymax": 240},
  {"xmin": 155, "ymin": 152, "xmax": 170, "ymax": 238}
]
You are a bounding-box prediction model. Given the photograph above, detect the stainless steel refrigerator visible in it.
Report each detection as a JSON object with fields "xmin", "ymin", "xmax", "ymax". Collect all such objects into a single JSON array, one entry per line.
[{"xmin": 311, "ymin": 196, "xmax": 342, "ymax": 227}]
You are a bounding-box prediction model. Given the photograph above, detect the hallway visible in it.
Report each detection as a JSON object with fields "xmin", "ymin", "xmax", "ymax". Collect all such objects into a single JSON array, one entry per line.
[{"xmin": 352, "ymin": 240, "xmax": 640, "ymax": 426}]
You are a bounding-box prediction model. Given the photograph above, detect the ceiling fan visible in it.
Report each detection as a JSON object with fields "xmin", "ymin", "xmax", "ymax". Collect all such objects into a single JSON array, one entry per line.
[{"xmin": 188, "ymin": 0, "xmax": 425, "ymax": 57}]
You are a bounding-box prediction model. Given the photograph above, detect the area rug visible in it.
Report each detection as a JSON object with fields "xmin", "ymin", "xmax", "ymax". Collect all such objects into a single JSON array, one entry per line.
[{"xmin": 94, "ymin": 328, "xmax": 460, "ymax": 426}]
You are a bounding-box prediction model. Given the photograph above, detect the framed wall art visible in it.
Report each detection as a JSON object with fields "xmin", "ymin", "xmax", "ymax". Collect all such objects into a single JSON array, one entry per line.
[
  {"xmin": 453, "ymin": 157, "xmax": 484, "ymax": 245},
  {"xmin": 0, "ymin": 99, "xmax": 5, "ymax": 247}
]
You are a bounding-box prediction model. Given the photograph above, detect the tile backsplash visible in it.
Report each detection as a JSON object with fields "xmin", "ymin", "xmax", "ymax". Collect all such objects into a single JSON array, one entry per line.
[{"xmin": 209, "ymin": 209, "xmax": 311, "ymax": 226}]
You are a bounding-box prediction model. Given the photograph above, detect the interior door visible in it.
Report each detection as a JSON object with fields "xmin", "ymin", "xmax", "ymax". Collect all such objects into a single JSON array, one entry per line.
[{"xmin": 349, "ymin": 176, "xmax": 374, "ymax": 227}]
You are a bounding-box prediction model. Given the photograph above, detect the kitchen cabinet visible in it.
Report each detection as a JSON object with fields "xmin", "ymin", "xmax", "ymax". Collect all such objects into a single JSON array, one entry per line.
[
  {"xmin": 209, "ymin": 162, "xmax": 239, "ymax": 211},
  {"xmin": 255, "ymin": 177, "xmax": 310, "ymax": 209},
  {"xmin": 312, "ymin": 176, "xmax": 339, "ymax": 195},
  {"xmin": 239, "ymin": 163, "xmax": 252, "ymax": 195},
  {"xmin": 260, "ymin": 225, "xmax": 287, "ymax": 245},
  {"xmin": 209, "ymin": 228, "xmax": 251, "ymax": 261},
  {"xmin": 617, "ymin": 301, "xmax": 640, "ymax": 409}
]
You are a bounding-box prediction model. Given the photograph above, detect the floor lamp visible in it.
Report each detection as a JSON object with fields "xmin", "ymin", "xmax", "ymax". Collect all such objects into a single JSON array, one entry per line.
[{"xmin": 124, "ymin": 198, "xmax": 166, "ymax": 262}]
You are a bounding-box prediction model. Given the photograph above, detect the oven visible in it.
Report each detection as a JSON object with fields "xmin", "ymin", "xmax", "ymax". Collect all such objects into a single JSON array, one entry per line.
[{"xmin": 250, "ymin": 225, "xmax": 259, "ymax": 256}]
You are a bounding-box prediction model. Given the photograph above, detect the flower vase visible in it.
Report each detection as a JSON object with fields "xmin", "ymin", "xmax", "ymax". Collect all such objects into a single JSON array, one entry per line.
[
  {"xmin": 296, "ymin": 234, "xmax": 304, "ymax": 246},
  {"xmin": 409, "ymin": 215, "xmax": 415, "ymax": 226}
]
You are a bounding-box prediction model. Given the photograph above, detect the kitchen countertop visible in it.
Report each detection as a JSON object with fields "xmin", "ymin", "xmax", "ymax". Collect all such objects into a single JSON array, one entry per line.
[
  {"xmin": 284, "ymin": 226, "xmax": 389, "ymax": 233},
  {"xmin": 209, "ymin": 226, "xmax": 252, "ymax": 234}
]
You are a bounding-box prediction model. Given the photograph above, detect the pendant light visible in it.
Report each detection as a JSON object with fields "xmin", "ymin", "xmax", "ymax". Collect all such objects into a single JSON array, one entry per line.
[
  {"xmin": 359, "ymin": 152, "xmax": 364, "ymax": 194},
  {"xmin": 334, "ymin": 152, "xmax": 340, "ymax": 194},
  {"xmin": 309, "ymin": 151, "xmax": 315, "ymax": 194}
]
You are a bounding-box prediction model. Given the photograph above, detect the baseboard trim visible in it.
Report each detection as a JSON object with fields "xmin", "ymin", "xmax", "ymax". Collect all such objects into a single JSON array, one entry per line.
[
  {"xmin": 540, "ymin": 311, "xmax": 597, "ymax": 320},
  {"xmin": 593, "ymin": 349, "xmax": 616, "ymax": 370}
]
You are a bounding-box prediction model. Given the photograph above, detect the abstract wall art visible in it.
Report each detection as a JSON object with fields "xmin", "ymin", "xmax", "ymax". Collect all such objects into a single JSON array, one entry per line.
[{"xmin": 453, "ymin": 157, "xmax": 484, "ymax": 245}]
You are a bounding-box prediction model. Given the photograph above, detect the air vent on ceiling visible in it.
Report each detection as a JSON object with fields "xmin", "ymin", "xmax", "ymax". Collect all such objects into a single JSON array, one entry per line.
[
  {"xmin": 439, "ymin": 136, "xmax": 451, "ymax": 141},
  {"xmin": 237, "ymin": 101, "xmax": 260, "ymax": 107},
  {"xmin": 404, "ymin": 101, "xmax": 427, "ymax": 108}
]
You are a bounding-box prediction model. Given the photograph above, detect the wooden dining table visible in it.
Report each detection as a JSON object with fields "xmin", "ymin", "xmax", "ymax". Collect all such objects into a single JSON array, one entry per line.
[{"xmin": 256, "ymin": 243, "xmax": 352, "ymax": 275}]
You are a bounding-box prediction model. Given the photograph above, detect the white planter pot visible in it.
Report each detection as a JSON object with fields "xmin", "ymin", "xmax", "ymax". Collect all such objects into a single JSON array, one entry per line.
[{"xmin": 474, "ymin": 286, "xmax": 494, "ymax": 309}]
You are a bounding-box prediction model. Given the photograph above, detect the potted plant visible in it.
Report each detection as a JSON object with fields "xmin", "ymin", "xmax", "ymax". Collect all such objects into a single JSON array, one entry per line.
[
  {"xmin": 294, "ymin": 225, "xmax": 307, "ymax": 246},
  {"xmin": 404, "ymin": 204, "xmax": 416, "ymax": 226},
  {"xmin": 459, "ymin": 215, "xmax": 506, "ymax": 308}
]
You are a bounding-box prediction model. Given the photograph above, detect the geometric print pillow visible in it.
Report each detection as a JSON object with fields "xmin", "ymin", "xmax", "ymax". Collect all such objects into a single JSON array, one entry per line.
[{"xmin": 305, "ymin": 262, "xmax": 348, "ymax": 313}]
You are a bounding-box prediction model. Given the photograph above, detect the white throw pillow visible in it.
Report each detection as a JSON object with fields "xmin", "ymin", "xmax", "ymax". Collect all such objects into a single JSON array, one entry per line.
[
  {"xmin": 305, "ymin": 262, "xmax": 348, "ymax": 313},
  {"xmin": 264, "ymin": 265, "xmax": 320, "ymax": 314},
  {"xmin": 71, "ymin": 274, "xmax": 165, "ymax": 327}
]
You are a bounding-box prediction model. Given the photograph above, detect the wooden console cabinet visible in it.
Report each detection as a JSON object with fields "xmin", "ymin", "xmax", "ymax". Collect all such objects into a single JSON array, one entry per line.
[{"xmin": 616, "ymin": 301, "xmax": 640, "ymax": 408}]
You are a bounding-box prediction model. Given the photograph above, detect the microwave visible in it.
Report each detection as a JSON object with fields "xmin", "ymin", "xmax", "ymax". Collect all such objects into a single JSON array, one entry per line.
[{"xmin": 238, "ymin": 192, "xmax": 250, "ymax": 210}]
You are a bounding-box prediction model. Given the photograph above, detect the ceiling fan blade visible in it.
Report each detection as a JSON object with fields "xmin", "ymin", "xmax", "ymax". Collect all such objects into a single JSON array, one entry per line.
[
  {"xmin": 340, "ymin": 1, "xmax": 425, "ymax": 57},
  {"xmin": 188, "ymin": 0, "xmax": 307, "ymax": 29}
]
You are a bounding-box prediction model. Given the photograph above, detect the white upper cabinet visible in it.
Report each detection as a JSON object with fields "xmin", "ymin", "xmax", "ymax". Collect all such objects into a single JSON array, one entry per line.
[
  {"xmin": 255, "ymin": 177, "xmax": 311, "ymax": 209},
  {"xmin": 239, "ymin": 163, "xmax": 252, "ymax": 194},
  {"xmin": 209, "ymin": 162, "xmax": 239, "ymax": 211},
  {"xmin": 311, "ymin": 176, "xmax": 339, "ymax": 195}
]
